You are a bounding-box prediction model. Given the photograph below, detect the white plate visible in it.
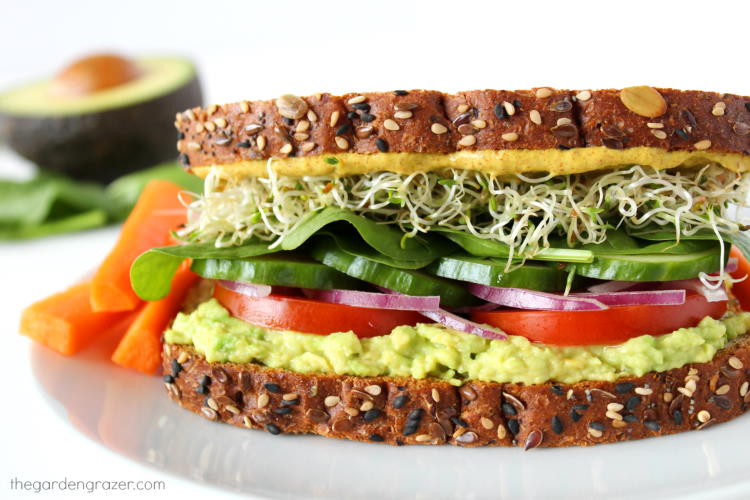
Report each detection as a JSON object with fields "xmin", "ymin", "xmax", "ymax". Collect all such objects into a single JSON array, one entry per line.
[{"xmin": 32, "ymin": 332, "xmax": 750, "ymax": 500}]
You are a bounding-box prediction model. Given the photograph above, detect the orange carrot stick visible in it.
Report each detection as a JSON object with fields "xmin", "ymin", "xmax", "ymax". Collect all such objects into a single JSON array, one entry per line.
[
  {"xmin": 111, "ymin": 262, "xmax": 198, "ymax": 374},
  {"xmin": 20, "ymin": 282, "xmax": 131, "ymax": 355},
  {"xmin": 90, "ymin": 180, "xmax": 187, "ymax": 312}
]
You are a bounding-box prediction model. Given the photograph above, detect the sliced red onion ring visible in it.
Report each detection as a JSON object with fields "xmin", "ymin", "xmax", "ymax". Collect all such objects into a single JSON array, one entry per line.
[
  {"xmin": 725, "ymin": 257, "xmax": 738, "ymax": 274},
  {"xmin": 467, "ymin": 283, "xmax": 607, "ymax": 311},
  {"xmin": 445, "ymin": 301, "xmax": 500, "ymax": 313},
  {"xmin": 218, "ymin": 280, "xmax": 272, "ymax": 297},
  {"xmin": 304, "ymin": 289, "xmax": 440, "ymax": 311},
  {"xmin": 654, "ymin": 278, "xmax": 728, "ymax": 302},
  {"xmin": 572, "ymin": 289, "xmax": 686, "ymax": 306},
  {"xmin": 587, "ymin": 280, "xmax": 640, "ymax": 293},
  {"xmin": 420, "ymin": 309, "xmax": 507, "ymax": 340}
]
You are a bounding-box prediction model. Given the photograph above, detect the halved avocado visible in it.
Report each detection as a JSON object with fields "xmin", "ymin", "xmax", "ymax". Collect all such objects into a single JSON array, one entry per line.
[{"xmin": 0, "ymin": 55, "xmax": 202, "ymax": 182}]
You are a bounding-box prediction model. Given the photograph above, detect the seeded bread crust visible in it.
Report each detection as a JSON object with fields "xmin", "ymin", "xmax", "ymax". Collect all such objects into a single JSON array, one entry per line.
[
  {"xmin": 163, "ymin": 333, "xmax": 750, "ymax": 449},
  {"xmin": 174, "ymin": 88, "xmax": 750, "ymax": 170}
]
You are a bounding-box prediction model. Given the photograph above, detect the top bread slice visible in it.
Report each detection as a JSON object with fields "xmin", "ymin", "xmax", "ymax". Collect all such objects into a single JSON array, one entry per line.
[{"xmin": 174, "ymin": 87, "xmax": 750, "ymax": 178}]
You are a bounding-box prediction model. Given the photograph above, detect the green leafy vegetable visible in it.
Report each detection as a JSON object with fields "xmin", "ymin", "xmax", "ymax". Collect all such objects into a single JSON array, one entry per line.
[{"xmin": 318, "ymin": 231, "xmax": 436, "ymax": 269}]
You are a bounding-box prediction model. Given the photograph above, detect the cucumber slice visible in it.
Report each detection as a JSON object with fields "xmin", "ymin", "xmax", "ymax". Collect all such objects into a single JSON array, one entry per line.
[
  {"xmin": 427, "ymin": 254, "xmax": 569, "ymax": 291},
  {"xmin": 191, "ymin": 253, "xmax": 361, "ymax": 289},
  {"xmin": 569, "ymin": 245, "xmax": 723, "ymax": 281},
  {"xmin": 310, "ymin": 237, "xmax": 477, "ymax": 307}
]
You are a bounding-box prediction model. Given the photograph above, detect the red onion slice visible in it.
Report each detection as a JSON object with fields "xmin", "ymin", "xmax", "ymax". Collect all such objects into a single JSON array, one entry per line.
[
  {"xmin": 572, "ymin": 289, "xmax": 686, "ymax": 306},
  {"xmin": 420, "ymin": 309, "xmax": 507, "ymax": 340},
  {"xmin": 467, "ymin": 283, "xmax": 607, "ymax": 311},
  {"xmin": 587, "ymin": 280, "xmax": 640, "ymax": 293},
  {"xmin": 304, "ymin": 289, "xmax": 440, "ymax": 311},
  {"xmin": 655, "ymin": 278, "xmax": 728, "ymax": 302},
  {"xmin": 218, "ymin": 280, "xmax": 272, "ymax": 297}
]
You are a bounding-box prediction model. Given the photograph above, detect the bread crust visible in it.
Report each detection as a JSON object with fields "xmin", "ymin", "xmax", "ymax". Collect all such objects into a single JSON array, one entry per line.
[
  {"xmin": 163, "ymin": 334, "xmax": 750, "ymax": 448},
  {"xmin": 174, "ymin": 88, "xmax": 750, "ymax": 170}
]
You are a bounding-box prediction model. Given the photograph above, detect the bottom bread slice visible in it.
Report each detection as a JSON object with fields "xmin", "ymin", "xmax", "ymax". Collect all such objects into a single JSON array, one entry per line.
[{"xmin": 162, "ymin": 336, "xmax": 750, "ymax": 448}]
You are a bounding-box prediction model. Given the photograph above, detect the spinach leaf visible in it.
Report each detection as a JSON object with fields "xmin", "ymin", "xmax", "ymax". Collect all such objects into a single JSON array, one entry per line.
[
  {"xmin": 317, "ymin": 231, "xmax": 436, "ymax": 269},
  {"xmin": 582, "ymin": 230, "xmax": 716, "ymax": 255},
  {"xmin": 0, "ymin": 209, "xmax": 107, "ymax": 239}
]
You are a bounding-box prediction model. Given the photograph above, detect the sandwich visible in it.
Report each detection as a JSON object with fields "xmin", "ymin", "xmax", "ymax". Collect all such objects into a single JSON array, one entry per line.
[{"xmin": 136, "ymin": 86, "xmax": 750, "ymax": 448}]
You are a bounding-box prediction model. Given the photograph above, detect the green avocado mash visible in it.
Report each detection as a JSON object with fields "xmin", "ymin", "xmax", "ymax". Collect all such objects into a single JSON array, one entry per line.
[{"xmin": 165, "ymin": 299, "xmax": 750, "ymax": 386}]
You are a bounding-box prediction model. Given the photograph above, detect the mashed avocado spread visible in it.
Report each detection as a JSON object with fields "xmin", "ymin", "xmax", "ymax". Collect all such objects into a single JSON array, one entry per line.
[{"xmin": 165, "ymin": 299, "xmax": 750, "ymax": 385}]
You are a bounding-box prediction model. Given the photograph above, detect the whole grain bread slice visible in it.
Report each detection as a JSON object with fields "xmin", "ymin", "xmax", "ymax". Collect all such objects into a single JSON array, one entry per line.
[
  {"xmin": 162, "ymin": 332, "xmax": 750, "ymax": 448},
  {"xmin": 174, "ymin": 87, "xmax": 750, "ymax": 175}
]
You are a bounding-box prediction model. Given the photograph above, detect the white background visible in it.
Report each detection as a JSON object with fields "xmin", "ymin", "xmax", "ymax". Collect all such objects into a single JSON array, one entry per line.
[{"xmin": 2, "ymin": 0, "xmax": 750, "ymax": 498}]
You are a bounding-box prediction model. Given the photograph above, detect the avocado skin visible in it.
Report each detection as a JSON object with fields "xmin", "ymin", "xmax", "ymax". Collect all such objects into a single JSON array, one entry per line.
[{"xmin": 0, "ymin": 76, "xmax": 202, "ymax": 183}]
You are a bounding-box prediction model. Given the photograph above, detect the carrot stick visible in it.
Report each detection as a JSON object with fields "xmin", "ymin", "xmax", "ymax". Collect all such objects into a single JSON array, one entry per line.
[
  {"xmin": 111, "ymin": 262, "xmax": 198, "ymax": 374},
  {"xmin": 20, "ymin": 282, "xmax": 131, "ymax": 355},
  {"xmin": 90, "ymin": 180, "xmax": 187, "ymax": 312}
]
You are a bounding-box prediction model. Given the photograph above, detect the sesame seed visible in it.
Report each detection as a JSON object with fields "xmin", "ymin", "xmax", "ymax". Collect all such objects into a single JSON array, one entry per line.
[
  {"xmin": 607, "ymin": 402, "xmax": 624, "ymax": 412},
  {"xmin": 741, "ymin": 382, "xmax": 750, "ymax": 397},
  {"xmin": 184, "ymin": 109, "xmax": 195, "ymax": 121},
  {"xmin": 497, "ymin": 425, "xmax": 507, "ymax": 439},
  {"xmin": 557, "ymin": 117, "xmax": 572, "ymax": 126},
  {"xmin": 431, "ymin": 123, "xmax": 448, "ymax": 134},
  {"xmin": 329, "ymin": 110, "xmax": 340, "ymax": 127},
  {"xmin": 344, "ymin": 407, "xmax": 359, "ymax": 417},
  {"xmin": 369, "ymin": 433, "xmax": 385, "ymax": 442},
  {"xmin": 697, "ymin": 410, "xmax": 711, "ymax": 423},
  {"xmin": 283, "ymin": 393, "xmax": 299, "ymax": 401},
  {"xmin": 651, "ymin": 129, "xmax": 667, "ymax": 139},
  {"xmin": 383, "ymin": 119, "xmax": 400, "ymax": 131},
  {"xmin": 647, "ymin": 122, "xmax": 664, "ymax": 129},
  {"xmin": 471, "ymin": 119, "xmax": 487, "ymax": 129},
  {"xmin": 279, "ymin": 143, "xmax": 293, "ymax": 155},
  {"xmin": 207, "ymin": 104, "xmax": 218, "ymax": 115},
  {"xmin": 266, "ymin": 424, "xmax": 281, "ymax": 435},
  {"xmin": 729, "ymin": 356, "xmax": 744, "ymax": 369},
  {"xmin": 694, "ymin": 139, "xmax": 712, "ymax": 150},
  {"xmin": 685, "ymin": 379, "xmax": 697, "ymax": 393},
  {"xmin": 458, "ymin": 135, "xmax": 477, "ymax": 147},
  {"xmin": 240, "ymin": 101, "xmax": 250, "ymax": 113},
  {"xmin": 307, "ymin": 110, "xmax": 318, "ymax": 122},
  {"xmin": 529, "ymin": 110, "xmax": 542, "ymax": 125},
  {"xmin": 635, "ymin": 387, "xmax": 653, "ymax": 396},
  {"xmin": 334, "ymin": 137, "xmax": 349, "ymax": 150},
  {"xmin": 394, "ymin": 90, "xmax": 408, "ymax": 96},
  {"xmin": 226, "ymin": 405, "xmax": 240, "ymax": 415},
  {"xmin": 214, "ymin": 118, "xmax": 227, "ymax": 128},
  {"xmin": 507, "ymin": 419, "xmax": 520, "ymax": 435},
  {"xmin": 712, "ymin": 102, "xmax": 727, "ymax": 116},
  {"xmin": 204, "ymin": 121, "xmax": 216, "ymax": 132},
  {"xmin": 612, "ymin": 419, "xmax": 628, "ymax": 428},
  {"xmin": 186, "ymin": 141, "xmax": 201, "ymax": 151},
  {"xmin": 480, "ymin": 417, "xmax": 493, "ymax": 429},
  {"xmin": 392, "ymin": 395, "xmax": 408, "ymax": 409},
  {"xmin": 364, "ymin": 385, "xmax": 382, "ymax": 396},
  {"xmin": 335, "ymin": 123, "xmax": 351, "ymax": 136},
  {"xmin": 206, "ymin": 398, "xmax": 219, "ymax": 411},
  {"xmin": 296, "ymin": 120, "xmax": 310, "ymax": 133},
  {"xmin": 347, "ymin": 95, "xmax": 366, "ymax": 105},
  {"xmin": 606, "ymin": 410, "xmax": 623, "ymax": 420},
  {"xmin": 201, "ymin": 407, "xmax": 218, "ymax": 421},
  {"xmin": 363, "ymin": 408, "xmax": 382, "ymax": 421},
  {"xmin": 576, "ymin": 90, "xmax": 592, "ymax": 102},
  {"xmin": 394, "ymin": 110, "xmax": 413, "ymax": 119},
  {"xmin": 194, "ymin": 122, "xmax": 204, "ymax": 133},
  {"xmin": 716, "ymin": 384, "xmax": 730, "ymax": 395},
  {"xmin": 431, "ymin": 388, "xmax": 440, "ymax": 402},
  {"xmin": 360, "ymin": 401, "xmax": 374, "ymax": 412},
  {"xmin": 664, "ymin": 392, "xmax": 674, "ymax": 402},
  {"xmin": 415, "ymin": 434, "xmax": 431, "ymax": 442},
  {"xmin": 501, "ymin": 132, "xmax": 519, "ymax": 142},
  {"xmin": 536, "ymin": 88, "xmax": 553, "ymax": 98},
  {"xmin": 243, "ymin": 416, "xmax": 252, "ymax": 427},
  {"xmin": 588, "ymin": 428, "xmax": 603, "ymax": 438},
  {"xmin": 301, "ymin": 142, "xmax": 316, "ymax": 152},
  {"xmin": 257, "ymin": 393, "xmax": 269, "ymax": 408},
  {"xmin": 375, "ymin": 138, "xmax": 389, "ymax": 152},
  {"xmin": 503, "ymin": 101, "xmax": 515, "ymax": 116},
  {"xmin": 319, "ymin": 396, "xmax": 339, "ymax": 409}
]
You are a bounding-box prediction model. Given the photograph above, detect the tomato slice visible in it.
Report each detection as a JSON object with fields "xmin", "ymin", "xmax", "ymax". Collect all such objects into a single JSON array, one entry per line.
[
  {"xmin": 470, "ymin": 292, "xmax": 727, "ymax": 346},
  {"xmin": 730, "ymin": 246, "xmax": 750, "ymax": 312},
  {"xmin": 214, "ymin": 285, "xmax": 424, "ymax": 338}
]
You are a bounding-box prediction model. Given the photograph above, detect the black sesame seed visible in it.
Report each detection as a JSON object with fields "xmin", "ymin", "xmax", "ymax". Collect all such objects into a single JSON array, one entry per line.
[
  {"xmin": 672, "ymin": 409, "xmax": 683, "ymax": 425},
  {"xmin": 237, "ymin": 140, "xmax": 251, "ymax": 148},
  {"xmin": 281, "ymin": 398, "xmax": 300, "ymax": 406},
  {"xmin": 177, "ymin": 132, "xmax": 185, "ymax": 140},
  {"xmin": 589, "ymin": 421, "xmax": 605, "ymax": 431},
  {"xmin": 507, "ymin": 419, "xmax": 520, "ymax": 435},
  {"xmin": 625, "ymin": 396, "xmax": 642, "ymax": 411},
  {"xmin": 266, "ymin": 424, "xmax": 281, "ymax": 435},
  {"xmin": 360, "ymin": 113, "xmax": 375, "ymax": 122},
  {"xmin": 392, "ymin": 395, "xmax": 408, "ymax": 409},
  {"xmin": 407, "ymin": 408, "xmax": 424, "ymax": 421},
  {"xmin": 394, "ymin": 90, "xmax": 408, "ymax": 96},
  {"xmin": 402, "ymin": 423, "xmax": 418, "ymax": 436},
  {"xmin": 196, "ymin": 385, "xmax": 209, "ymax": 395},
  {"xmin": 346, "ymin": 111, "xmax": 358, "ymax": 120},
  {"xmin": 352, "ymin": 103, "xmax": 371, "ymax": 112},
  {"xmin": 428, "ymin": 115, "xmax": 439, "ymax": 122},
  {"xmin": 644, "ymin": 420, "xmax": 660, "ymax": 431},
  {"xmin": 709, "ymin": 395, "xmax": 731, "ymax": 410},
  {"xmin": 375, "ymin": 138, "xmax": 389, "ymax": 153},
  {"xmin": 745, "ymin": 102, "xmax": 750, "ymax": 112},
  {"xmin": 163, "ymin": 375, "xmax": 175, "ymax": 384},
  {"xmin": 282, "ymin": 117, "xmax": 294, "ymax": 126},
  {"xmin": 557, "ymin": 144, "xmax": 572, "ymax": 150},
  {"xmin": 396, "ymin": 439, "xmax": 404, "ymax": 446},
  {"xmin": 623, "ymin": 414, "xmax": 638, "ymax": 423},
  {"xmin": 336, "ymin": 123, "xmax": 352, "ymax": 136},
  {"xmin": 551, "ymin": 416, "xmax": 563, "ymax": 435},
  {"xmin": 551, "ymin": 385, "xmax": 564, "ymax": 396},
  {"xmin": 178, "ymin": 153, "xmax": 190, "ymax": 166},
  {"xmin": 273, "ymin": 407, "xmax": 292, "ymax": 415},
  {"xmin": 513, "ymin": 99, "xmax": 522, "ymax": 110},
  {"xmin": 171, "ymin": 360, "xmax": 182, "ymax": 375},
  {"xmin": 570, "ymin": 410, "xmax": 582, "ymax": 422},
  {"xmin": 502, "ymin": 402, "xmax": 517, "ymax": 416},
  {"xmin": 370, "ymin": 433, "xmax": 385, "ymax": 442},
  {"xmin": 572, "ymin": 404, "xmax": 589, "ymax": 411},
  {"xmin": 675, "ymin": 128, "xmax": 690, "ymax": 140},
  {"xmin": 199, "ymin": 375, "xmax": 211, "ymax": 387},
  {"xmin": 264, "ymin": 383, "xmax": 281, "ymax": 393},
  {"xmin": 494, "ymin": 103, "xmax": 507, "ymax": 120},
  {"xmin": 397, "ymin": 386, "xmax": 406, "ymax": 391},
  {"xmin": 363, "ymin": 409, "xmax": 383, "ymax": 422},
  {"xmin": 450, "ymin": 416, "xmax": 469, "ymax": 428},
  {"xmin": 615, "ymin": 382, "xmax": 635, "ymax": 394}
]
